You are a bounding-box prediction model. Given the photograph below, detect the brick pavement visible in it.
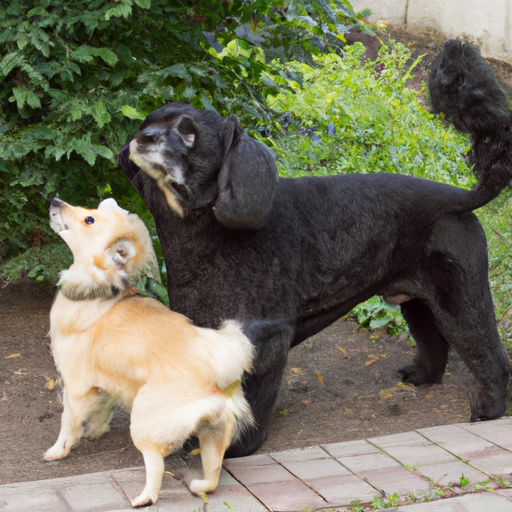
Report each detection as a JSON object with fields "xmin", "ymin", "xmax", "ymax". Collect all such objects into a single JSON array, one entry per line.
[{"xmin": 1, "ymin": 417, "xmax": 512, "ymax": 511}]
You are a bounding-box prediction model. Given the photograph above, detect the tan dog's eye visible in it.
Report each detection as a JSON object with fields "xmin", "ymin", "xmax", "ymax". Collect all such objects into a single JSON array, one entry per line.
[
  {"xmin": 84, "ymin": 216, "xmax": 95, "ymax": 225},
  {"xmin": 117, "ymin": 247, "xmax": 125, "ymax": 256}
]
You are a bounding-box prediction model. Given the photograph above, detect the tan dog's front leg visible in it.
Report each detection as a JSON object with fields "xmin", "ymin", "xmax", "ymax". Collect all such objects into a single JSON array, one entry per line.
[
  {"xmin": 44, "ymin": 388, "xmax": 101, "ymax": 461},
  {"xmin": 130, "ymin": 449, "xmax": 164, "ymax": 508}
]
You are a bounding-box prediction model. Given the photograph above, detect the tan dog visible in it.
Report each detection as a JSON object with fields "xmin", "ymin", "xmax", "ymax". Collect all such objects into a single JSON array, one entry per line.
[{"xmin": 44, "ymin": 197, "xmax": 254, "ymax": 508}]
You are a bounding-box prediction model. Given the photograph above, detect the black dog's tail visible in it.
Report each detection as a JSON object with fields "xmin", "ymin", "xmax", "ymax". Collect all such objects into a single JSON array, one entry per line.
[{"xmin": 428, "ymin": 39, "xmax": 512, "ymax": 212}]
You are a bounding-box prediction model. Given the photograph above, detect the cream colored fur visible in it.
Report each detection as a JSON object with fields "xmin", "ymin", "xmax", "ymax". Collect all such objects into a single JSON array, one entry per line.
[{"xmin": 45, "ymin": 198, "xmax": 254, "ymax": 508}]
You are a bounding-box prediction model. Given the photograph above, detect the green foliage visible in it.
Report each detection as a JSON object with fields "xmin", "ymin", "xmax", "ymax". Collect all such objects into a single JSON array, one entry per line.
[
  {"xmin": 478, "ymin": 190, "xmax": 512, "ymax": 326},
  {"xmin": 459, "ymin": 474, "xmax": 470, "ymax": 487},
  {"xmin": 350, "ymin": 296, "xmax": 405, "ymax": 336},
  {"xmin": 371, "ymin": 493, "xmax": 401, "ymax": 509},
  {"xmin": 0, "ymin": 242, "xmax": 71, "ymax": 282},
  {"xmin": 0, "ymin": 0, "xmax": 368, "ymax": 265},
  {"xmin": 268, "ymin": 42, "xmax": 472, "ymax": 185},
  {"xmin": 348, "ymin": 501, "xmax": 363, "ymax": 512}
]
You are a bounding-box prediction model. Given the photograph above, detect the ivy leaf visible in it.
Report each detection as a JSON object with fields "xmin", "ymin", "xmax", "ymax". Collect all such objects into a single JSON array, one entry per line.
[
  {"xmin": 87, "ymin": 100, "xmax": 111, "ymax": 128},
  {"xmin": 72, "ymin": 45, "xmax": 118, "ymax": 67},
  {"xmin": 25, "ymin": 90, "xmax": 41, "ymax": 109},
  {"xmin": 134, "ymin": 0, "xmax": 151, "ymax": 8},
  {"xmin": 120, "ymin": 105, "xmax": 146, "ymax": 120},
  {"xmin": 11, "ymin": 87, "xmax": 27, "ymax": 109}
]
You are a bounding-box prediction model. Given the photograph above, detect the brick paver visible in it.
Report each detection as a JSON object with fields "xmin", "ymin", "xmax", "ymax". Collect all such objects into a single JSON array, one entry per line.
[
  {"xmin": 369, "ymin": 430, "xmax": 490, "ymax": 486},
  {"xmin": 418, "ymin": 424, "xmax": 512, "ymax": 476}
]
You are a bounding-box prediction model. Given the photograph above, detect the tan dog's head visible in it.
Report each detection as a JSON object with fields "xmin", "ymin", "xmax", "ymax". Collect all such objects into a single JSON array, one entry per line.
[{"xmin": 50, "ymin": 197, "xmax": 159, "ymax": 301}]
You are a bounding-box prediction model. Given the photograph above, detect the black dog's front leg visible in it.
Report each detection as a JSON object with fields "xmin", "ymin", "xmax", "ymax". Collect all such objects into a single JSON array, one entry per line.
[{"xmin": 225, "ymin": 319, "xmax": 293, "ymax": 458}]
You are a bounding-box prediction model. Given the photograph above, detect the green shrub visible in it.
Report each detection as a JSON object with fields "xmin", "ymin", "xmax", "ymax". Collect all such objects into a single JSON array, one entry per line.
[{"xmin": 267, "ymin": 42, "xmax": 472, "ymax": 185}]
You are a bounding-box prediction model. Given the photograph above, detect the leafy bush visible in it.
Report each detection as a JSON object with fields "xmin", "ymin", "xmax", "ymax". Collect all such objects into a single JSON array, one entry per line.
[{"xmin": 267, "ymin": 42, "xmax": 472, "ymax": 185}]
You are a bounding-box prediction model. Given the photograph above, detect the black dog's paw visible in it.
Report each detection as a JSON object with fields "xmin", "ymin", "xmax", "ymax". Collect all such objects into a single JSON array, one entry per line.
[{"xmin": 398, "ymin": 364, "xmax": 443, "ymax": 386}]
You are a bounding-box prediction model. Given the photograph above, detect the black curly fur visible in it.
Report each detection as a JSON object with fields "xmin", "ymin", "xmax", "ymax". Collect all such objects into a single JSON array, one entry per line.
[{"xmin": 429, "ymin": 39, "xmax": 512, "ymax": 208}]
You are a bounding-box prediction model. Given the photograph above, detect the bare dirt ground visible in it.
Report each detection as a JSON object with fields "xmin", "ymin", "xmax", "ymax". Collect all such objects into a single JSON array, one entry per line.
[
  {"xmin": 1, "ymin": 27, "xmax": 512, "ymax": 486},
  {"xmin": 0, "ymin": 279, "xmax": 475, "ymax": 485}
]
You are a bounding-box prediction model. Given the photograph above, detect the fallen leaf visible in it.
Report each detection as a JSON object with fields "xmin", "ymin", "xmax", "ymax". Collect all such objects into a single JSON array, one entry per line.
[
  {"xmin": 189, "ymin": 448, "xmax": 201, "ymax": 456},
  {"xmin": 336, "ymin": 346, "xmax": 349, "ymax": 358},
  {"xmin": 302, "ymin": 400, "xmax": 310, "ymax": 406},
  {"xmin": 433, "ymin": 408, "xmax": 442, "ymax": 413},
  {"xmin": 365, "ymin": 356, "xmax": 380, "ymax": 366},
  {"xmin": 315, "ymin": 370, "xmax": 327, "ymax": 387},
  {"xmin": 277, "ymin": 409, "xmax": 292, "ymax": 415},
  {"xmin": 370, "ymin": 413, "xmax": 377, "ymax": 419},
  {"xmin": 291, "ymin": 367, "xmax": 304, "ymax": 375},
  {"xmin": 5, "ymin": 353, "xmax": 20, "ymax": 359},
  {"xmin": 379, "ymin": 393, "xmax": 394, "ymax": 400},
  {"xmin": 44, "ymin": 377, "xmax": 61, "ymax": 390}
]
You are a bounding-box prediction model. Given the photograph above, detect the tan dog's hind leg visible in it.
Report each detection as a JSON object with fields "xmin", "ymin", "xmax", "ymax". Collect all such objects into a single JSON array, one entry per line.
[
  {"xmin": 85, "ymin": 395, "xmax": 116, "ymax": 438},
  {"xmin": 189, "ymin": 414, "xmax": 235, "ymax": 495},
  {"xmin": 130, "ymin": 449, "xmax": 165, "ymax": 508},
  {"xmin": 44, "ymin": 388, "xmax": 102, "ymax": 460}
]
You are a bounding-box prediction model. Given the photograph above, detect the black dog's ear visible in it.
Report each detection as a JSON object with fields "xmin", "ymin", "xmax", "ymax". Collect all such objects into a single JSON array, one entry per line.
[
  {"xmin": 176, "ymin": 115, "xmax": 196, "ymax": 148},
  {"xmin": 214, "ymin": 115, "xmax": 278, "ymax": 230}
]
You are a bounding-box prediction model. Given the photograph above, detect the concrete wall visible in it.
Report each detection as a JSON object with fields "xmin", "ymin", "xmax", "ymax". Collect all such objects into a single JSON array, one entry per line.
[{"xmin": 351, "ymin": 0, "xmax": 512, "ymax": 64}]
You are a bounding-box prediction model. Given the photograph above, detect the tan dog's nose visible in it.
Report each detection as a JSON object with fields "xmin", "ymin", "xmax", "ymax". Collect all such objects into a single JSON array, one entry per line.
[{"xmin": 50, "ymin": 197, "xmax": 64, "ymax": 209}]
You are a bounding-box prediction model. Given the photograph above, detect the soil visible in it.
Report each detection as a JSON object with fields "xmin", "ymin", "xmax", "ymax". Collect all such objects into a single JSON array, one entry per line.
[{"xmin": 2, "ymin": 27, "xmax": 512, "ymax": 486}]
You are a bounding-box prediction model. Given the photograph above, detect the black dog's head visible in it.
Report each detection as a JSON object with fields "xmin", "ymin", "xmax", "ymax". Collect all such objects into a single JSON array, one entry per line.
[
  {"xmin": 428, "ymin": 39, "xmax": 511, "ymax": 140},
  {"xmin": 118, "ymin": 103, "xmax": 278, "ymax": 230}
]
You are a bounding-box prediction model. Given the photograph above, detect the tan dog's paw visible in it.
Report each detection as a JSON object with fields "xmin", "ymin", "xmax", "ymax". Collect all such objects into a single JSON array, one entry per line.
[
  {"xmin": 189, "ymin": 478, "xmax": 216, "ymax": 495},
  {"xmin": 130, "ymin": 493, "xmax": 157, "ymax": 508},
  {"xmin": 43, "ymin": 445, "xmax": 70, "ymax": 461}
]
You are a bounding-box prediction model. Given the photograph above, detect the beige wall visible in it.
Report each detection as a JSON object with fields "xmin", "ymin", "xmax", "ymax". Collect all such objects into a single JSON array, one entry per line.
[{"xmin": 351, "ymin": 0, "xmax": 512, "ymax": 64}]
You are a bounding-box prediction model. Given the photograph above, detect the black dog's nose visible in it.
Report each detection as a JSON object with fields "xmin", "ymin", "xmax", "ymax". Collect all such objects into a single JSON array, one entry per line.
[{"xmin": 50, "ymin": 197, "xmax": 63, "ymax": 209}]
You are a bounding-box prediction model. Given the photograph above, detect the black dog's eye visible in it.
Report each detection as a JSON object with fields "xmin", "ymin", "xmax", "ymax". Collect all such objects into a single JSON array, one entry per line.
[{"xmin": 84, "ymin": 216, "xmax": 95, "ymax": 225}]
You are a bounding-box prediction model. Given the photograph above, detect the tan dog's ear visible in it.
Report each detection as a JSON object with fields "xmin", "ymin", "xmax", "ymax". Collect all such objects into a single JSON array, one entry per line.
[
  {"xmin": 110, "ymin": 239, "xmax": 137, "ymax": 279},
  {"xmin": 98, "ymin": 197, "xmax": 129, "ymax": 215}
]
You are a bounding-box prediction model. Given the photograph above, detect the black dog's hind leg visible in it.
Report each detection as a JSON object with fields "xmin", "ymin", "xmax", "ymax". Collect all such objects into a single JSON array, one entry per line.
[
  {"xmin": 225, "ymin": 319, "xmax": 292, "ymax": 458},
  {"xmin": 432, "ymin": 299, "xmax": 510, "ymax": 421},
  {"xmin": 399, "ymin": 299, "xmax": 450, "ymax": 385}
]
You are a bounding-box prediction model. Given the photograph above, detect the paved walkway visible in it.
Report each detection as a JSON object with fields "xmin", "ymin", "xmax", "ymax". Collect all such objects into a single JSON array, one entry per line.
[{"xmin": 2, "ymin": 417, "xmax": 512, "ymax": 511}]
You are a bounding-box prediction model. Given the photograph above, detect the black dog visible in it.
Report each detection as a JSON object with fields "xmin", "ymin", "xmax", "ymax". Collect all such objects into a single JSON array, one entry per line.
[{"xmin": 118, "ymin": 40, "xmax": 512, "ymax": 458}]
